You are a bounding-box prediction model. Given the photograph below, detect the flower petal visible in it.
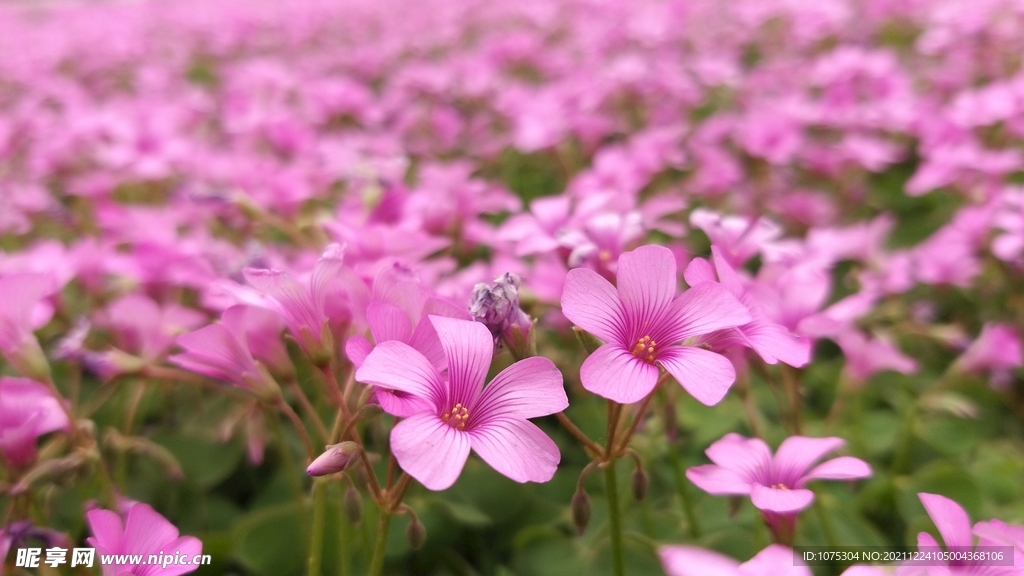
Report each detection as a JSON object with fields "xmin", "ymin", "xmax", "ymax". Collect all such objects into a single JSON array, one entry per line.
[
  {"xmin": 686, "ymin": 464, "xmax": 752, "ymax": 495},
  {"xmin": 374, "ymin": 389, "xmax": 434, "ymax": 418},
  {"xmin": 367, "ymin": 302, "xmax": 413, "ymax": 344},
  {"xmin": 773, "ymin": 436, "xmax": 845, "ymax": 487},
  {"xmin": 741, "ymin": 544, "xmax": 813, "ymax": 576},
  {"xmin": 919, "ymin": 492, "xmax": 974, "ymax": 550},
  {"xmin": 469, "ymin": 418, "xmax": 560, "ymax": 483},
  {"xmin": 704, "ymin": 433, "xmax": 773, "ymax": 484},
  {"xmin": 750, "ymin": 484, "xmax": 814, "ymax": 513},
  {"xmin": 801, "ymin": 457, "xmax": 872, "ymax": 483},
  {"xmin": 683, "ymin": 258, "xmax": 717, "ymax": 287},
  {"xmin": 428, "ymin": 315, "xmax": 492, "ymax": 407},
  {"xmin": 86, "ymin": 508, "xmax": 124, "ymax": 553},
  {"xmin": 657, "ymin": 345, "xmax": 736, "ymax": 406},
  {"xmin": 356, "ymin": 341, "xmax": 445, "ymax": 407},
  {"xmin": 473, "ymin": 356, "xmax": 567, "ymax": 422},
  {"xmin": 616, "ymin": 245, "xmax": 677, "ymax": 331},
  {"xmin": 135, "ymin": 535, "xmax": 203, "ymax": 576},
  {"xmin": 243, "ymin": 268, "xmax": 320, "ymax": 334},
  {"xmin": 561, "ymin": 268, "xmax": 626, "ymax": 344},
  {"xmin": 658, "ymin": 545, "xmax": 741, "ymax": 576},
  {"xmin": 391, "ymin": 412, "xmax": 471, "ymax": 491},
  {"xmin": 660, "ymin": 283, "xmax": 752, "ymax": 343},
  {"xmin": 579, "ymin": 343, "xmax": 660, "ymax": 404},
  {"xmin": 122, "ymin": 503, "xmax": 181, "ymax": 559},
  {"xmin": 344, "ymin": 335, "xmax": 373, "ymax": 368},
  {"xmin": 309, "ymin": 244, "xmax": 346, "ymax": 311}
]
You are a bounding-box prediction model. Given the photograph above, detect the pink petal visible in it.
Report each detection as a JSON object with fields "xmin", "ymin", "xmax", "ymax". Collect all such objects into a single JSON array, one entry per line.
[
  {"xmin": 367, "ymin": 302, "xmax": 413, "ymax": 344},
  {"xmin": 344, "ymin": 336, "xmax": 373, "ymax": 368},
  {"xmin": 773, "ymin": 436, "xmax": 845, "ymax": 486},
  {"xmin": 710, "ymin": 246, "xmax": 747, "ymax": 296},
  {"xmin": 122, "ymin": 503, "xmax": 180, "ymax": 558},
  {"xmin": 428, "ymin": 315, "xmax": 493, "ymax": 406},
  {"xmin": 579, "ymin": 343, "xmax": 660, "ymax": 404},
  {"xmin": 919, "ymin": 493, "xmax": 974, "ymax": 550},
  {"xmin": 738, "ymin": 319, "xmax": 812, "ymax": 367},
  {"xmin": 740, "ymin": 544, "xmax": 812, "ymax": 576},
  {"xmin": 658, "ymin": 545, "xmax": 741, "ymax": 576},
  {"xmin": 391, "ymin": 412, "xmax": 471, "ymax": 491},
  {"xmin": 469, "ymin": 418, "xmax": 560, "ymax": 483},
  {"xmin": 750, "ymin": 484, "xmax": 814, "ymax": 513},
  {"xmin": 661, "ymin": 283, "xmax": 752, "ymax": 343},
  {"xmin": 309, "ymin": 244, "xmax": 346, "ymax": 311},
  {"xmin": 561, "ymin": 268, "xmax": 626, "ymax": 344},
  {"xmin": 356, "ymin": 341, "xmax": 445, "ymax": 408},
  {"xmin": 657, "ymin": 345, "xmax": 736, "ymax": 406},
  {"xmin": 243, "ymin": 268, "xmax": 320, "ymax": 335},
  {"xmin": 135, "ymin": 535, "xmax": 203, "ymax": 576},
  {"xmin": 801, "ymin": 457, "xmax": 872, "ymax": 483},
  {"xmin": 616, "ymin": 245, "xmax": 678, "ymax": 328},
  {"xmin": 704, "ymin": 433, "xmax": 773, "ymax": 484},
  {"xmin": 86, "ymin": 508, "xmax": 125, "ymax": 553},
  {"xmin": 686, "ymin": 464, "xmax": 752, "ymax": 495},
  {"xmin": 473, "ymin": 357, "xmax": 567, "ymax": 422},
  {"xmin": 375, "ymin": 389, "xmax": 434, "ymax": 418},
  {"xmin": 407, "ymin": 315, "xmax": 446, "ymax": 370},
  {"xmin": 683, "ymin": 257, "xmax": 717, "ymax": 287}
]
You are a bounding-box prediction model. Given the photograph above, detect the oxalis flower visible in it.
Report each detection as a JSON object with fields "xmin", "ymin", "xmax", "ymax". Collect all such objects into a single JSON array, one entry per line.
[
  {"xmin": 87, "ymin": 502, "xmax": 202, "ymax": 576},
  {"xmin": 356, "ymin": 315, "xmax": 567, "ymax": 490},
  {"xmin": 561, "ymin": 244, "xmax": 752, "ymax": 405},
  {"xmin": 687, "ymin": 433, "xmax": 871, "ymax": 543}
]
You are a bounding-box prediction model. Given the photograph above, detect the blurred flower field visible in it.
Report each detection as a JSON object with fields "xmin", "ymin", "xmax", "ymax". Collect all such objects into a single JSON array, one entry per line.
[{"xmin": 1, "ymin": 0, "xmax": 1024, "ymax": 574}]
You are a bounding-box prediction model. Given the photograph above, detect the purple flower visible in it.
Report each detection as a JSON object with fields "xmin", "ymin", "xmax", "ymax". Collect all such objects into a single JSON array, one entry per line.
[
  {"xmin": 169, "ymin": 305, "xmax": 277, "ymax": 394},
  {"xmin": 687, "ymin": 433, "xmax": 870, "ymax": 542},
  {"xmin": 87, "ymin": 503, "xmax": 202, "ymax": 576},
  {"xmin": 356, "ymin": 316, "xmax": 567, "ymax": 490},
  {"xmin": 560, "ymin": 245, "xmax": 751, "ymax": 405},
  {"xmin": 659, "ymin": 544, "xmax": 811, "ymax": 576}
]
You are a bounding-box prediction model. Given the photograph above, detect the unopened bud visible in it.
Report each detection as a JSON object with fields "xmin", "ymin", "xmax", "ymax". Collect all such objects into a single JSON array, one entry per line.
[
  {"xmin": 406, "ymin": 513, "xmax": 426, "ymax": 550},
  {"xmin": 306, "ymin": 442, "xmax": 360, "ymax": 476},
  {"xmin": 358, "ymin": 402, "xmax": 383, "ymax": 420},
  {"xmin": 572, "ymin": 327, "xmax": 602, "ymax": 355},
  {"xmin": 631, "ymin": 467, "xmax": 649, "ymax": 501},
  {"xmin": 344, "ymin": 484, "xmax": 362, "ymax": 524},
  {"xmin": 571, "ymin": 490, "xmax": 591, "ymax": 535}
]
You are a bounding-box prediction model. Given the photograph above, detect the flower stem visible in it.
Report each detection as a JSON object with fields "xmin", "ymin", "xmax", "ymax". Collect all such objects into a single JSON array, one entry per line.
[
  {"xmin": 307, "ymin": 478, "xmax": 327, "ymax": 576},
  {"xmin": 367, "ymin": 508, "xmax": 392, "ymax": 576},
  {"xmin": 556, "ymin": 412, "xmax": 603, "ymax": 455},
  {"xmin": 338, "ymin": 488, "xmax": 352, "ymax": 576},
  {"xmin": 604, "ymin": 461, "xmax": 626, "ymax": 576},
  {"xmin": 667, "ymin": 446, "xmax": 701, "ymax": 539}
]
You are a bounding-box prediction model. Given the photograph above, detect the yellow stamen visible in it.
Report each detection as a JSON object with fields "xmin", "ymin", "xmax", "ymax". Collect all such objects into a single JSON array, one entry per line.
[
  {"xmin": 441, "ymin": 403, "xmax": 470, "ymax": 430},
  {"xmin": 631, "ymin": 335, "xmax": 657, "ymax": 364}
]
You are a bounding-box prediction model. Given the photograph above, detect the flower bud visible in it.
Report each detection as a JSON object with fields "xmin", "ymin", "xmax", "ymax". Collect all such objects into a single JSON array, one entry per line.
[
  {"xmin": 631, "ymin": 466, "xmax": 649, "ymax": 501},
  {"xmin": 358, "ymin": 402, "xmax": 383, "ymax": 420},
  {"xmin": 305, "ymin": 442, "xmax": 360, "ymax": 476},
  {"xmin": 344, "ymin": 485, "xmax": 362, "ymax": 525},
  {"xmin": 571, "ymin": 490, "xmax": 591, "ymax": 535},
  {"xmin": 406, "ymin": 513, "xmax": 426, "ymax": 550},
  {"xmin": 470, "ymin": 273, "xmax": 535, "ymax": 358},
  {"xmin": 572, "ymin": 326, "xmax": 602, "ymax": 355}
]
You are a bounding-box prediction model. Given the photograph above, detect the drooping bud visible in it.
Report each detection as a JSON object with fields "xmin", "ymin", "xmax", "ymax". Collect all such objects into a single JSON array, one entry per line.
[
  {"xmin": 571, "ymin": 490, "xmax": 591, "ymax": 535},
  {"xmin": 358, "ymin": 402, "xmax": 383, "ymax": 420},
  {"xmin": 344, "ymin": 484, "xmax": 362, "ymax": 524},
  {"xmin": 469, "ymin": 273, "xmax": 534, "ymax": 358},
  {"xmin": 631, "ymin": 466, "xmax": 649, "ymax": 501},
  {"xmin": 305, "ymin": 442, "xmax": 360, "ymax": 476},
  {"xmin": 406, "ymin": 512, "xmax": 426, "ymax": 550}
]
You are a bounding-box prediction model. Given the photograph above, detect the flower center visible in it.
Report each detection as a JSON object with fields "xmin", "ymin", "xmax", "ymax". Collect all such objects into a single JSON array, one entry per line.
[
  {"xmin": 772, "ymin": 483, "xmax": 788, "ymax": 490},
  {"xmin": 630, "ymin": 335, "xmax": 657, "ymax": 364},
  {"xmin": 441, "ymin": 403, "xmax": 469, "ymax": 430}
]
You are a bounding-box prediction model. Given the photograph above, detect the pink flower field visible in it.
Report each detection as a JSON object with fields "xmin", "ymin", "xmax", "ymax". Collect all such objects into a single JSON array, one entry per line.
[{"xmin": 1, "ymin": 0, "xmax": 1024, "ymax": 574}]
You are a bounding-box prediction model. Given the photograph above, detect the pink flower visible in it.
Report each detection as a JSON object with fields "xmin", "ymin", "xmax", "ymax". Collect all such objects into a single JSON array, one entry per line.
[
  {"xmin": 356, "ymin": 316, "xmax": 567, "ymax": 490},
  {"xmin": 169, "ymin": 305, "xmax": 277, "ymax": 394},
  {"xmin": 560, "ymin": 245, "xmax": 751, "ymax": 405},
  {"xmin": 954, "ymin": 323, "xmax": 1023, "ymax": 374},
  {"xmin": 0, "ymin": 273, "xmax": 54, "ymax": 381},
  {"xmin": 896, "ymin": 493, "xmax": 1024, "ymax": 576},
  {"xmin": 659, "ymin": 544, "xmax": 810, "ymax": 576},
  {"xmin": 0, "ymin": 377, "xmax": 71, "ymax": 468},
  {"xmin": 684, "ymin": 246, "xmax": 811, "ymax": 368},
  {"xmin": 687, "ymin": 433, "xmax": 870, "ymax": 542},
  {"xmin": 243, "ymin": 244, "xmax": 347, "ymax": 362},
  {"xmin": 87, "ymin": 502, "xmax": 202, "ymax": 576}
]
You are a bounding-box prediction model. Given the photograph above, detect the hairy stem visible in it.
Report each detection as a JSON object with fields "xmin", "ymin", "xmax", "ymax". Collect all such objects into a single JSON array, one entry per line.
[{"xmin": 604, "ymin": 461, "xmax": 626, "ymax": 576}]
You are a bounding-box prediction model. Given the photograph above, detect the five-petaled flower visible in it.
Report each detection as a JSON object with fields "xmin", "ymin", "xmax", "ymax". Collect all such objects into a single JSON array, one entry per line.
[
  {"xmin": 356, "ymin": 315, "xmax": 567, "ymax": 490},
  {"xmin": 560, "ymin": 244, "xmax": 752, "ymax": 405}
]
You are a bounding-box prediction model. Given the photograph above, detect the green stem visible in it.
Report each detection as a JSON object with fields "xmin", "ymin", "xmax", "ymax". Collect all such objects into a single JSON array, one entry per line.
[
  {"xmin": 367, "ymin": 508, "xmax": 392, "ymax": 576},
  {"xmin": 605, "ymin": 462, "xmax": 625, "ymax": 576},
  {"xmin": 307, "ymin": 479, "xmax": 327, "ymax": 576},
  {"xmin": 667, "ymin": 445, "xmax": 701, "ymax": 539},
  {"xmin": 338, "ymin": 488, "xmax": 352, "ymax": 576}
]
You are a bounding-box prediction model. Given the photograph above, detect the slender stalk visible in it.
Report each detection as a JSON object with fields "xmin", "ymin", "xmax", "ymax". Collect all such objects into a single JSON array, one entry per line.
[
  {"xmin": 143, "ymin": 365, "xmax": 255, "ymax": 401},
  {"xmin": 318, "ymin": 365, "xmax": 348, "ymax": 414},
  {"xmin": 604, "ymin": 461, "xmax": 626, "ymax": 576},
  {"xmin": 338, "ymin": 487, "xmax": 352, "ymax": 576},
  {"xmin": 367, "ymin": 509, "xmax": 392, "ymax": 576},
  {"xmin": 780, "ymin": 366, "xmax": 803, "ymax": 434},
  {"xmin": 277, "ymin": 399, "xmax": 318, "ymax": 462},
  {"xmin": 605, "ymin": 401, "xmax": 623, "ymax": 456},
  {"xmin": 288, "ymin": 380, "xmax": 329, "ymax": 443},
  {"xmin": 614, "ymin": 385, "xmax": 662, "ymax": 454},
  {"xmin": 267, "ymin": 410, "xmax": 305, "ymax": 504},
  {"xmin": 307, "ymin": 478, "xmax": 327, "ymax": 576},
  {"xmin": 556, "ymin": 412, "xmax": 603, "ymax": 455}
]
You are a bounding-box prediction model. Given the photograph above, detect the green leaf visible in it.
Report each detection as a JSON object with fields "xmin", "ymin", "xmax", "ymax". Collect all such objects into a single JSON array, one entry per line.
[{"xmin": 232, "ymin": 503, "xmax": 306, "ymax": 576}]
